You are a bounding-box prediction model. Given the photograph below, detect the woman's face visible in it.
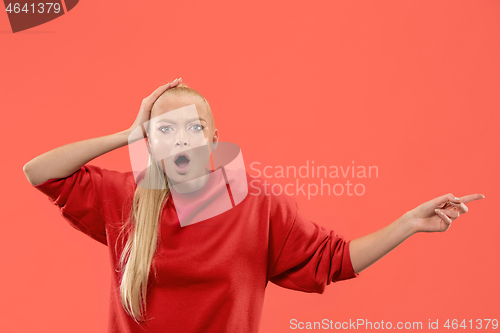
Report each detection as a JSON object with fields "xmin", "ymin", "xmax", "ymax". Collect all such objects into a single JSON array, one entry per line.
[{"xmin": 147, "ymin": 95, "xmax": 217, "ymax": 185}]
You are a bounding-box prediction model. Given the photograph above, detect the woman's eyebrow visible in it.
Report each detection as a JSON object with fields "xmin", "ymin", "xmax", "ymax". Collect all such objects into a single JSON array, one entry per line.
[
  {"xmin": 186, "ymin": 117, "xmax": 207, "ymax": 123},
  {"xmin": 155, "ymin": 119, "xmax": 176, "ymax": 124},
  {"xmin": 154, "ymin": 117, "xmax": 206, "ymax": 124}
]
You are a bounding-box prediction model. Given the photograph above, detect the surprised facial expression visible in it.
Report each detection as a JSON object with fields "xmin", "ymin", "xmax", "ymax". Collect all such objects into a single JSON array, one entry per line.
[{"xmin": 147, "ymin": 99, "xmax": 215, "ymax": 185}]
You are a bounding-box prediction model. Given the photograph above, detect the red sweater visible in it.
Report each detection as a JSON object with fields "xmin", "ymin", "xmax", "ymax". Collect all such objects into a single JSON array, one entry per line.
[{"xmin": 33, "ymin": 164, "xmax": 359, "ymax": 333}]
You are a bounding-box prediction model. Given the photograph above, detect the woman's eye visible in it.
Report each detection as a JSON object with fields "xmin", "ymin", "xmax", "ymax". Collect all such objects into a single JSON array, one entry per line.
[
  {"xmin": 159, "ymin": 126, "xmax": 173, "ymax": 133},
  {"xmin": 189, "ymin": 124, "xmax": 204, "ymax": 132}
]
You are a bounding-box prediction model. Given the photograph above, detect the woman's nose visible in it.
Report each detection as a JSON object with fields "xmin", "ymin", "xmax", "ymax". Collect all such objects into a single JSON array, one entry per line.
[
  {"xmin": 174, "ymin": 129, "xmax": 189, "ymax": 147},
  {"xmin": 174, "ymin": 139, "xmax": 189, "ymax": 147}
]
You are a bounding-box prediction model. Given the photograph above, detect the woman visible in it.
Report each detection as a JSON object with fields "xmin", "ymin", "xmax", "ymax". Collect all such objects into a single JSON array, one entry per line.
[{"xmin": 23, "ymin": 78, "xmax": 485, "ymax": 333}]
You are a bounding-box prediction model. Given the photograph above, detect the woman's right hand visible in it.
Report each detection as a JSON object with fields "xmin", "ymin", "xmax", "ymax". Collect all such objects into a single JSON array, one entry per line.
[{"xmin": 127, "ymin": 77, "xmax": 182, "ymax": 143}]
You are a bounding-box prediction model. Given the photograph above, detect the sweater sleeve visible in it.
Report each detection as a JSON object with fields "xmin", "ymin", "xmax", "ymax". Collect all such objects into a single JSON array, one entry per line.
[
  {"xmin": 267, "ymin": 194, "xmax": 359, "ymax": 294},
  {"xmin": 32, "ymin": 164, "xmax": 108, "ymax": 246}
]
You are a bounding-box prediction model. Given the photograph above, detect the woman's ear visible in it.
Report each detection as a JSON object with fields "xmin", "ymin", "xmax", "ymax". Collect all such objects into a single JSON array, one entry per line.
[
  {"xmin": 145, "ymin": 137, "xmax": 153, "ymax": 155},
  {"xmin": 211, "ymin": 129, "xmax": 219, "ymax": 151}
]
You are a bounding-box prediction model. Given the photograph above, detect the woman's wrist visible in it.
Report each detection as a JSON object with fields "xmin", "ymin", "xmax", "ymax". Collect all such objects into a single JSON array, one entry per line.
[
  {"xmin": 122, "ymin": 126, "xmax": 145, "ymax": 144},
  {"xmin": 401, "ymin": 210, "xmax": 419, "ymax": 235}
]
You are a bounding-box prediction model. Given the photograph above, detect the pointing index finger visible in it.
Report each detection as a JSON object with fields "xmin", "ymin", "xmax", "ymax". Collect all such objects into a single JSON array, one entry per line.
[{"xmin": 459, "ymin": 193, "xmax": 486, "ymax": 204}]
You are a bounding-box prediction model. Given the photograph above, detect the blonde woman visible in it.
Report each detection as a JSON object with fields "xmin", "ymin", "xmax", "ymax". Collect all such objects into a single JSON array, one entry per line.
[{"xmin": 24, "ymin": 78, "xmax": 485, "ymax": 333}]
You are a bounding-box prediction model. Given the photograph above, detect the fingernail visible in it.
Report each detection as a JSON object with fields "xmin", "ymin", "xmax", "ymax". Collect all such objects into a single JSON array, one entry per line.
[
  {"xmin": 435, "ymin": 209, "xmax": 441, "ymax": 214},
  {"xmin": 454, "ymin": 196, "xmax": 460, "ymax": 201}
]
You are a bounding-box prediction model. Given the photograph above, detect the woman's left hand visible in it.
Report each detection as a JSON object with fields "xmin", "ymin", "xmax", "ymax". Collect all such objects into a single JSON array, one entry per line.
[{"xmin": 408, "ymin": 193, "xmax": 485, "ymax": 233}]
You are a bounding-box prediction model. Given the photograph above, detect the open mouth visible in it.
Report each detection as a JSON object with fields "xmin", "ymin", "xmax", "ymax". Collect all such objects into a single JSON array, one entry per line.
[
  {"xmin": 173, "ymin": 152, "xmax": 191, "ymax": 173},
  {"xmin": 174, "ymin": 155, "xmax": 190, "ymax": 168}
]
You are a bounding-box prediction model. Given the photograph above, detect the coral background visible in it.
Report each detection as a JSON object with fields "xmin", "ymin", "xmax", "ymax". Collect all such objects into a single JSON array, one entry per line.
[{"xmin": 1, "ymin": 0, "xmax": 498, "ymax": 332}]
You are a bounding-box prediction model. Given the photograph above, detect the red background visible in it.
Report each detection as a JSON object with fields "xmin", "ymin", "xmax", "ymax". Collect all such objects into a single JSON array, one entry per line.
[{"xmin": 1, "ymin": 0, "xmax": 498, "ymax": 332}]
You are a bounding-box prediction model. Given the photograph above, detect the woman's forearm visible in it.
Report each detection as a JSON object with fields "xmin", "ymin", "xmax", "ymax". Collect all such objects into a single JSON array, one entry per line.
[
  {"xmin": 349, "ymin": 212, "xmax": 417, "ymax": 274},
  {"xmin": 23, "ymin": 80, "xmax": 183, "ymax": 186},
  {"xmin": 23, "ymin": 129, "xmax": 132, "ymax": 186}
]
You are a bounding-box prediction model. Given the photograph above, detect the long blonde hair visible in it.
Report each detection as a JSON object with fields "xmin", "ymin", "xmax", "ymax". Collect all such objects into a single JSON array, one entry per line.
[{"xmin": 115, "ymin": 82, "xmax": 215, "ymax": 323}]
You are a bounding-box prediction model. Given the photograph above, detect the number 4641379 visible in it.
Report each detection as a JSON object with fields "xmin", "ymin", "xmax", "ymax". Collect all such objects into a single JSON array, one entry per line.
[
  {"xmin": 6, "ymin": 3, "xmax": 62, "ymax": 14},
  {"xmin": 443, "ymin": 319, "xmax": 498, "ymax": 330}
]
